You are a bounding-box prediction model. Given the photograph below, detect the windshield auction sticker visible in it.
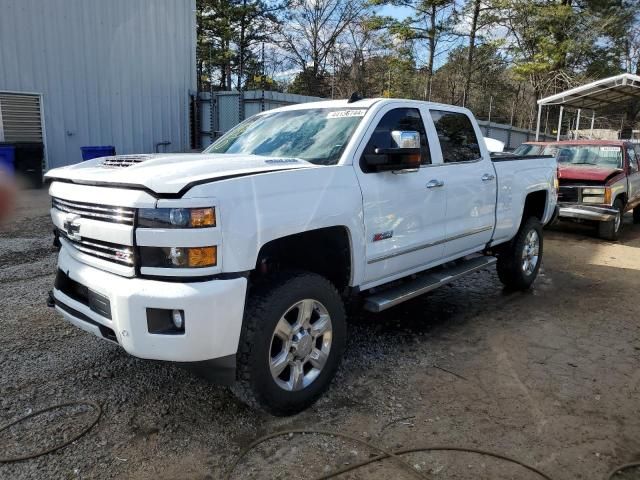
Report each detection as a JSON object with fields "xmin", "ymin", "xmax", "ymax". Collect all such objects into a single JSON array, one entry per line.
[
  {"xmin": 600, "ymin": 146, "xmax": 620, "ymax": 152},
  {"xmin": 327, "ymin": 109, "xmax": 367, "ymax": 119}
]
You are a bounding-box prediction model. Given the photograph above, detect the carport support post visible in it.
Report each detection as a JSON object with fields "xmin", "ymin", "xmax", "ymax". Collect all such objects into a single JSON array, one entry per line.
[
  {"xmin": 590, "ymin": 111, "xmax": 595, "ymax": 138},
  {"xmin": 575, "ymin": 109, "xmax": 581, "ymax": 138},
  {"xmin": 557, "ymin": 106, "xmax": 564, "ymax": 141},
  {"xmin": 535, "ymin": 104, "xmax": 542, "ymax": 141}
]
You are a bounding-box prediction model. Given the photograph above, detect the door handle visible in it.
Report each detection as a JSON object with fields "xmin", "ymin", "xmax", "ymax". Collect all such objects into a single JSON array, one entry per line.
[
  {"xmin": 426, "ymin": 179, "xmax": 444, "ymax": 189},
  {"xmin": 481, "ymin": 173, "xmax": 495, "ymax": 181}
]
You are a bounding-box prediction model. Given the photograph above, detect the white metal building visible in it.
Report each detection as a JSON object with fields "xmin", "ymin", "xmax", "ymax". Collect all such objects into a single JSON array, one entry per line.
[{"xmin": 0, "ymin": 0, "xmax": 196, "ymax": 170}]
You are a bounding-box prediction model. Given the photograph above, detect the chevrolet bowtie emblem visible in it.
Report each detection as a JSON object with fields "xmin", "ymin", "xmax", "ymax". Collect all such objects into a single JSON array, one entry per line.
[{"xmin": 63, "ymin": 215, "xmax": 81, "ymax": 241}]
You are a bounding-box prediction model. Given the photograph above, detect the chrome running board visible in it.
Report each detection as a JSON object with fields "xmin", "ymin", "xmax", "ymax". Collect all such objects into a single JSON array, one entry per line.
[{"xmin": 363, "ymin": 255, "xmax": 497, "ymax": 312}]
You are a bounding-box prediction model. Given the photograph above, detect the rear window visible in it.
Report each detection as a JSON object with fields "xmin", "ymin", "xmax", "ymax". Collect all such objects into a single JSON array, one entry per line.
[
  {"xmin": 430, "ymin": 110, "xmax": 481, "ymax": 163},
  {"xmin": 513, "ymin": 144, "xmax": 545, "ymax": 156}
]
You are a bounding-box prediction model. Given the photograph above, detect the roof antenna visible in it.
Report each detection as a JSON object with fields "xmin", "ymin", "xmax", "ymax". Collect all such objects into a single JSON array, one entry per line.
[{"xmin": 347, "ymin": 92, "xmax": 363, "ymax": 103}]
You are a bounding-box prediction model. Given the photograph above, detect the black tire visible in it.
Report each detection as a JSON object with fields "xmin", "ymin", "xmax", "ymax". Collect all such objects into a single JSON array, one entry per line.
[
  {"xmin": 598, "ymin": 198, "xmax": 624, "ymax": 240},
  {"xmin": 231, "ymin": 270, "xmax": 346, "ymax": 415},
  {"xmin": 497, "ymin": 217, "xmax": 543, "ymax": 290},
  {"xmin": 633, "ymin": 206, "xmax": 640, "ymax": 224}
]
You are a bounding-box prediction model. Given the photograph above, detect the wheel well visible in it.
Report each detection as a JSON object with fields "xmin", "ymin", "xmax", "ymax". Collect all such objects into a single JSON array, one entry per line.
[
  {"xmin": 522, "ymin": 190, "xmax": 547, "ymax": 222},
  {"xmin": 615, "ymin": 193, "xmax": 627, "ymax": 206},
  {"xmin": 252, "ymin": 226, "xmax": 352, "ymax": 293}
]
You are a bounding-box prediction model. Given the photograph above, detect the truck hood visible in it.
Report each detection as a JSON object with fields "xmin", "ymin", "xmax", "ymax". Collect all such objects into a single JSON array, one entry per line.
[
  {"xmin": 44, "ymin": 153, "xmax": 316, "ymax": 194},
  {"xmin": 557, "ymin": 164, "xmax": 623, "ymax": 183}
]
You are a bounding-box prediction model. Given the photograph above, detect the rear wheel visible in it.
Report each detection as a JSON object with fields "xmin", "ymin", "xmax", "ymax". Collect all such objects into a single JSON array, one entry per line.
[
  {"xmin": 598, "ymin": 198, "xmax": 624, "ymax": 240},
  {"xmin": 232, "ymin": 271, "xmax": 346, "ymax": 415},
  {"xmin": 497, "ymin": 217, "xmax": 543, "ymax": 290}
]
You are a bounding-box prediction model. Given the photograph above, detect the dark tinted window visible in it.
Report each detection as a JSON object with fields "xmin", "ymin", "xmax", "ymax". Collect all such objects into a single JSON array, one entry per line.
[
  {"xmin": 361, "ymin": 108, "xmax": 430, "ymax": 170},
  {"xmin": 430, "ymin": 110, "xmax": 481, "ymax": 163}
]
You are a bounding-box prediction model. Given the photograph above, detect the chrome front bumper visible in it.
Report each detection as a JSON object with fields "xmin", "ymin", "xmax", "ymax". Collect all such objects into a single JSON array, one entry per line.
[{"xmin": 558, "ymin": 204, "xmax": 618, "ymax": 222}]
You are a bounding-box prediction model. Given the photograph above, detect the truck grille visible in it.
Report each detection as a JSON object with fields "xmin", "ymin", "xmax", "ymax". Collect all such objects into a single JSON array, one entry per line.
[
  {"xmin": 52, "ymin": 197, "xmax": 135, "ymax": 225},
  {"xmin": 59, "ymin": 231, "xmax": 135, "ymax": 266},
  {"xmin": 101, "ymin": 155, "xmax": 151, "ymax": 168},
  {"xmin": 558, "ymin": 186, "xmax": 579, "ymax": 203}
]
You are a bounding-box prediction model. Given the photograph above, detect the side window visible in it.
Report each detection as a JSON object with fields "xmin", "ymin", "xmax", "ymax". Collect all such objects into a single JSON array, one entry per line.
[
  {"xmin": 430, "ymin": 110, "xmax": 481, "ymax": 163},
  {"xmin": 361, "ymin": 108, "xmax": 430, "ymax": 170},
  {"xmin": 627, "ymin": 146, "xmax": 638, "ymax": 173}
]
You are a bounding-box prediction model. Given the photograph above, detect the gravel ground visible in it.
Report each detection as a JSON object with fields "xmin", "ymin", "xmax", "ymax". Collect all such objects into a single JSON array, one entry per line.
[{"xmin": 1, "ymin": 189, "xmax": 640, "ymax": 480}]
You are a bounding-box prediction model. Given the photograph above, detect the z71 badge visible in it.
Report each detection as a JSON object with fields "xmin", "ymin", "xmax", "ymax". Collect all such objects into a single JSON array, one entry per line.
[{"xmin": 373, "ymin": 230, "xmax": 393, "ymax": 242}]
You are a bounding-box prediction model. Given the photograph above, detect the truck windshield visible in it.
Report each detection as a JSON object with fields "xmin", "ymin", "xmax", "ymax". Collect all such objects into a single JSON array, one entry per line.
[
  {"xmin": 544, "ymin": 145, "xmax": 623, "ymax": 169},
  {"xmin": 204, "ymin": 108, "xmax": 367, "ymax": 165}
]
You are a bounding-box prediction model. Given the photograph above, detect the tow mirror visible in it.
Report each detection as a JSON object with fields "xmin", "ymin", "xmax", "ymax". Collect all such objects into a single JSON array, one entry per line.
[{"xmin": 363, "ymin": 130, "xmax": 421, "ymax": 172}]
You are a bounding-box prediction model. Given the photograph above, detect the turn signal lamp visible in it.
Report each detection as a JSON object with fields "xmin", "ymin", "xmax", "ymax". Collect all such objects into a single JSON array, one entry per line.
[
  {"xmin": 188, "ymin": 246, "xmax": 217, "ymax": 267},
  {"xmin": 604, "ymin": 187, "xmax": 612, "ymax": 205},
  {"xmin": 190, "ymin": 208, "xmax": 216, "ymax": 227}
]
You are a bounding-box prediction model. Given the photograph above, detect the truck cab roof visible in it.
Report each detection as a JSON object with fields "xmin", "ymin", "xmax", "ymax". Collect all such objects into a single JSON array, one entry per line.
[{"xmin": 265, "ymin": 97, "xmax": 472, "ymax": 114}]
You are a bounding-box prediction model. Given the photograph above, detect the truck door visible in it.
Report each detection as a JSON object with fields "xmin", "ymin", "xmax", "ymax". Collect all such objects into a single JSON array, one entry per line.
[
  {"xmin": 354, "ymin": 105, "xmax": 446, "ymax": 287},
  {"xmin": 626, "ymin": 145, "xmax": 640, "ymax": 207},
  {"xmin": 426, "ymin": 109, "xmax": 497, "ymax": 259}
]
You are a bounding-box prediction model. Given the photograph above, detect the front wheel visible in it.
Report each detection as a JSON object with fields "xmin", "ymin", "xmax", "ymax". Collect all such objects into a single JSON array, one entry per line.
[
  {"xmin": 633, "ymin": 206, "xmax": 640, "ymax": 224},
  {"xmin": 232, "ymin": 271, "xmax": 346, "ymax": 415},
  {"xmin": 497, "ymin": 217, "xmax": 543, "ymax": 290},
  {"xmin": 598, "ymin": 198, "xmax": 624, "ymax": 240}
]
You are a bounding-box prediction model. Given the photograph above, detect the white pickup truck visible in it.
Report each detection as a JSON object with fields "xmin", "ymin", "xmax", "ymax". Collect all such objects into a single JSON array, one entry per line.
[{"xmin": 46, "ymin": 98, "xmax": 557, "ymax": 414}]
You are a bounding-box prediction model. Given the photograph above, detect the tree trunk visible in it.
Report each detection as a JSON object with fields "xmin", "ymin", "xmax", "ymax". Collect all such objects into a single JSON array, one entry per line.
[
  {"xmin": 463, "ymin": 0, "xmax": 481, "ymax": 107},
  {"xmin": 425, "ymin": 4, "xmax": 436, "ymax": 99},
  {"xmin": 237, "ymin": 0, "xmax": 248, "ymax": 91}
]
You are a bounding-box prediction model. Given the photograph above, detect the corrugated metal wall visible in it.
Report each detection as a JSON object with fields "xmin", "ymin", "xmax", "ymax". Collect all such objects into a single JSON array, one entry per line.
[
  {"xmin": 476, "ymin": 120, "xmax": 555, "ymax": 149},
  {"xmin": 198, "ymin": 90, "xmax": 324, "ymax": 148},
  {"xmin": 0, "ymin": 0, "xmax": 196, "ymax": 169}
]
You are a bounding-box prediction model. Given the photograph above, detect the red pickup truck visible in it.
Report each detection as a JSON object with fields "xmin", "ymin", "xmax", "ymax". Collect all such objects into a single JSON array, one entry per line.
[{"xmin": 514, "ymin": 140, "xmax": 640, "ymax": 239}]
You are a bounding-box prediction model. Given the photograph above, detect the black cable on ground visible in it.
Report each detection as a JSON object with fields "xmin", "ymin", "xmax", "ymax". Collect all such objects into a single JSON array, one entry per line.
[
  {"xmin": 223, "ymin": 429, "xmax": 555, "ymax": 480},
  {"xmin": 0, "ymin": 401, "xmax": 101, "ymax": 463},
  {"xmin": 1, "ymin": 403, "xmax": 636, "ymax": 478}
]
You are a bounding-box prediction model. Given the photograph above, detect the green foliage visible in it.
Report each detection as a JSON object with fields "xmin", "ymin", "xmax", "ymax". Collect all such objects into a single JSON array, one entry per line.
[
  {"xmin": 504, "ymin": 0, "xmax": 635, "ymax": 97},
  {"xmin": 196, "ymin": 0, "xmax": 640, "ymax": 125},
  {"xmin": 197, "ymin": 0, "xmax": 280, "ymax": 90}
]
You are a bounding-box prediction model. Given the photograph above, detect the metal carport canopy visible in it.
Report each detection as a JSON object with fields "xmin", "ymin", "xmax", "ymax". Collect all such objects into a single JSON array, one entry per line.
[{"xmin": 534, "ymin": 73, "xmax": 640, "ymax": 140}]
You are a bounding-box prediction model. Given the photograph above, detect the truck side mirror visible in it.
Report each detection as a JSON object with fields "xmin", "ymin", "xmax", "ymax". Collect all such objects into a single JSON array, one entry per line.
[{"xmin": 363, "ymin": 130, "xmax": 421, "ymax": 172}]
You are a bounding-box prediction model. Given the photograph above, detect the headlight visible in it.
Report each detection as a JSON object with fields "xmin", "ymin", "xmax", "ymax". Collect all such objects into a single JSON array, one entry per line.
[
  {"xmin": 138, "ymin": 207, "xmax": 216, "ymax": 228},
  {"xmin": 140, "ymin": 246, "xmax": 217, "ymax": 268},
  {"xmin": 581, "ymin": 186, "xmax": 611, "ymax": 205},
  {"xmin": 582, "ymin": 196, "xmax": 605, "ymax": 204}
]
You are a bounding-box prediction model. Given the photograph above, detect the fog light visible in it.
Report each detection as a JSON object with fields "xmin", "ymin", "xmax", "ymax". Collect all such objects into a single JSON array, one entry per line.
[
  {"xmin": 172, "ymin": 309, "xmax": 184, "ymax": 329},
  {"xmin": 147, "ymin": 308, "xmax": 185, "ymax": 335}
]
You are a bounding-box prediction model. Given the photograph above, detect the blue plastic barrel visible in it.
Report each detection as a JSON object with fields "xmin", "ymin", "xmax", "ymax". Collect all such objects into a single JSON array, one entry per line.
[
  {"xmin": 0, "ymin": 145, "xmax": 16, "ymax": 174},
  {"xmin": 80, "ymin": 145, "xmax": 115, "ymax": 161}
]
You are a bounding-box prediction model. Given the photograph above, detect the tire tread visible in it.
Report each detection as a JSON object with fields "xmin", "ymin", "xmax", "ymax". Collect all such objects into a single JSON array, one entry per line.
[
  {"xmin": 231, "ymin": 270, "xmax": 345, "ymax": 415},
  {"xmin": 496, "ymin": 217, "xmax": 543, "ymax": 290}
]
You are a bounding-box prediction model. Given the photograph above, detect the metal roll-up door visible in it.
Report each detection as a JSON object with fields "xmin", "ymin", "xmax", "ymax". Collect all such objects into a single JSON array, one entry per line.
[{"xmin": 0, "ymin": 93, "xmax": 43, "ymax": 143}]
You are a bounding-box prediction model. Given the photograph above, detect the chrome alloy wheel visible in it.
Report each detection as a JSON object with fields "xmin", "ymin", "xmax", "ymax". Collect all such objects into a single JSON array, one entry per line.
[
  {"xmin": 521, "ymin": 229, "xmax": 540, "ymax": 276},
  {"xmin": 269, "ymin": 299, "xmax": 333, "ymax": 392},
  {"xmin": 614, "ymin": 210, "xmax": 622, "ymax": 233}
]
